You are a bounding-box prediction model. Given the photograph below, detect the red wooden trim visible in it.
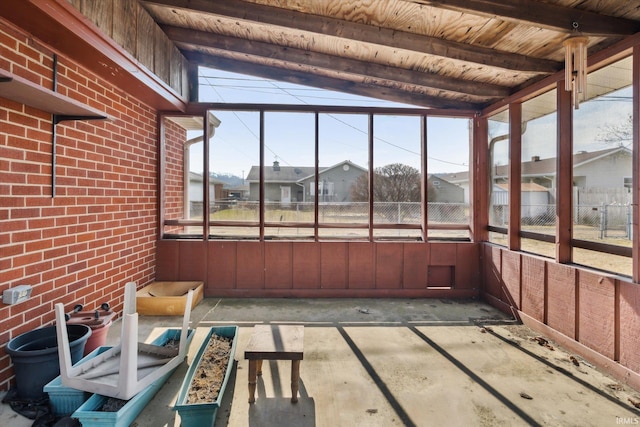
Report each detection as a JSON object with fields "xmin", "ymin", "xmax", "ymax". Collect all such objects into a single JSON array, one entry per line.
[
  {"xmin": 426, "ymin": 223, "xmax": 470, "ymax": 230},
  {"xmin": 614, "ymin": 279, "xmax": 621, "ymax": 362},
  {"xmin": 203, "ymin": 112, "xmax": 211, "ymax": 241},
  {"xmin": 164, "ymin": 219, "xmax": 204, "ymax": 226},
  {"xmin": 472, "ymin": 116, "xmax": 489, "ymax": 242},
  {"xmin": 168, "ymin": 220, "xmax": 467, "ymax": 230},
  {"xmin": 519, "ymin": 230, "xmax": 555, "ymax": 243},
  {"xmin": 633, "ymin": 45, "xmax": 640, "ymax": 282},
  {"xmin": 421, "ymin": 116, "xmax": 429, "ymax": 242},
  {"xmin": 543, "ymin": 258, "xmax": 549, "ymax": 325},
  {"xmin": 158, "ymin": 114, "xmax": 166, "ymax": 241},
  {"xmin": 556, "ymin": 82, "xmax": 572, "ymax": 263},
  {"xmin": 519, "ymin": 311, "xmax": 640, "ymax": 391},
  {"xmin": 487, "ymin": 225, "xmax": 507, "ymax": 234},
  {"xmin": 314, "ymin": 113, "xmax": 320, "ymax": 242},
  {"xmin": 209, "ymin": 221, "xmax": 260, "ymax": 227},
  {"xmin": 368, "ymin": 114, "xmax": 374, "ymax": 242},
  {"xmin": 587, "ymin": 34, "xmax": 639, "ymax": 70},
  {"xmin": 509, "ymin": 103, "xmax": 522, "ymax": 251},
  {"xmin": 185, "ymin": 103, "xmax": 476, "ymax": 116},
  {"xmin": 2, "ymin": 0, "xmax": 186, "ymax": 111},
  {"xmin": 259, "ymin": 111, "xmax": 265, "ymax": 241},
  {"xmin": 571, "ymin": 239, "xmax": 632, "ymax": 258},
  {"xmin": 481, "ymin": 291, "xmax": 519, "ymax": 319},
  {"xmin": 482, "ymin": 33, "xmax": 640, "ymax": 118},
  {"xmin": 278, "ymin": 222, "xmax": 364, "ymax": 229}
]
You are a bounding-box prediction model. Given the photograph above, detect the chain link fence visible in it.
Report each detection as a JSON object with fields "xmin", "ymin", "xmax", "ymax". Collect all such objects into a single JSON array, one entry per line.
[
  {"xmin": 197, "ymin": 201, "xmax": 470, "ymax": 225},
  {"xmin": 490, "ymin": 202, "xmax": 631, "ymax": 240},
  {"xmin": 599, "ymin": 204, "xmax": 631, "ymax": 239}
]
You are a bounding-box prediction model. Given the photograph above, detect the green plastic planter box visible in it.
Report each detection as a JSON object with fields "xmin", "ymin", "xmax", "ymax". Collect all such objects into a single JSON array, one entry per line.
[
  {"xmin": 173, "ymin": 326, "xmax": 239, "ymax": 427},
  {"xmin": 44, "ymin": 346, "xmax": 110, "ymax": 417},
  {"xmin": 72, "ymin": 328, "xmax": 193, "ymax": 427},
  {"xmin": 72, "ymin": 373, "xmax": 169, "ymax": 427}
]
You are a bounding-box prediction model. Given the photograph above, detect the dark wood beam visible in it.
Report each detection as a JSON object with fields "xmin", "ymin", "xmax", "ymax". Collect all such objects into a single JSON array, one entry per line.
[
  {"xmin": 471, "ymin": 115, "xmax": 488, "ymax": 242},
  {"xmin": 163, "ymin": 25, "xmax": 510, "ymax": 98},
  {"xmin": 556, "ymin": 81, "xmax": 572, "ymax": 264},
  {"xmin": 142, "ymin": 0, "xmax": 561, "ymax": 73},
  {"xmin": 633, "ymin": 45, "xmax": 640, "ymax": 282},
  {"xmin": 508, "ymin": 102, "xmax": 521, "ymax": 251},
  {"xmin": 418, "ymin": 0, "xmax": 640, "ymax": 36},
  {"xmin": 183, "ymin": 51, "xmax": 483, "ymax": 110},
  {"xmin": 0, "ymin": 0, "xmax": 186, "ymax": 111}
]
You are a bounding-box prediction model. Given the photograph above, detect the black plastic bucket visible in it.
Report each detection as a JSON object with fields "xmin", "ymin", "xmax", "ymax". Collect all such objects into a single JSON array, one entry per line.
[{"xmin": 6, "ymin": 324, "xmax": 91, "ymax": 399}]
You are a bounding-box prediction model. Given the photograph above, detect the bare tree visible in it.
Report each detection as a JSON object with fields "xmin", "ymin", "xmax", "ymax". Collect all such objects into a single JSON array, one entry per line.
[
  {"xmin": 350, "ymin": 163, "xmax": 423, "ymax": 202},
  {"xmin": 596, "ymin": 113, "xmax": 632, "ymax": 146},
  {"xmin": 350, "ymin": 173, "xmax": 369, "ymax": 202}
]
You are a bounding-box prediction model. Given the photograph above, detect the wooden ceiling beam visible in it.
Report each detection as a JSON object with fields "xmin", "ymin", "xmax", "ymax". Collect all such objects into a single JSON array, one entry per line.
[
  {"xmin": 417, "ymin": 0, "xmax": 640, "ymax": 36},
  {"xmin": 163, "ymin": 25, "xmax": 510, "ymax": 98},
  {"xmin": 0, "ymin": 0, "xmax": 186, "ymax": 111},
  {"xmin": 142, "ymin": 0, "xmax": 560, "ymax": 73},
  {"xmin": 183, "ymin": 51, "xmax": 484, "ymax": 110}
]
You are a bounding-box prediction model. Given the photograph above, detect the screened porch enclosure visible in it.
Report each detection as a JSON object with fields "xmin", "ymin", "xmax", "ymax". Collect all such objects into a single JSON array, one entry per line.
[{"xmin": 160, "ymin": 106, "xmax": 472, "ymax": 242}]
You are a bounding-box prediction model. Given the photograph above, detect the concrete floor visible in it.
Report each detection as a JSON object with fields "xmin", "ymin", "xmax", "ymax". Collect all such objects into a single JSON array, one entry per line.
[{"xmin": 2, "ymin": 298, "xmax": 640, "ymax": 426}]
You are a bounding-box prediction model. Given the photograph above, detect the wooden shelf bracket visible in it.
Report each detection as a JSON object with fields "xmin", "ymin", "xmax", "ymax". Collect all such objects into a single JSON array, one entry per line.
[{"xmin": 0, "ymin": 58, "xmax": 108, "ymax": 197}]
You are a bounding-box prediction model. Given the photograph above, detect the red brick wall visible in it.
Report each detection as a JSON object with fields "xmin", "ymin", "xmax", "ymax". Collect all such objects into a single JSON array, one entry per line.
[
  {"xmin": 162, "ymin": 118, "xmax": 186, "ymax": 234},
  {"xmin": 0, "ymin": 19, "xmax": 157, "ymax": 391}
]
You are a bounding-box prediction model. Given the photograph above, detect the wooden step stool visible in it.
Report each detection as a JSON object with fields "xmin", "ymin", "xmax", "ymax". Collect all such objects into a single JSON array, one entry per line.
[{"xmin": 244, "ymin": 324, "xmax": 304, "ymax": 403}]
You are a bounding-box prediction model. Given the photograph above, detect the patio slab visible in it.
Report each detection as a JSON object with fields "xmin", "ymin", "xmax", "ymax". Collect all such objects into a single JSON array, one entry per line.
[{"xmin": 2, "ymin": 298, "xmax": 639, "ymax": 426}]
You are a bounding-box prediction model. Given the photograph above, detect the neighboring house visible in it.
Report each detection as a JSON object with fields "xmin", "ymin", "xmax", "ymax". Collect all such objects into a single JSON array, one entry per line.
[
  {"xmin": 493, "ymin": 182, "xmax": 550, "ymax": 218},
  {"xmin": 440, "ymin": 146, "xmax": 632, "ymax": 203},
  {"xmin": 245, "ymin": 160, "xmax": 368, "ymax": 203},
  {"xmin": 188, "ymin": 172, "xmax": 226, "ymax": 202},
  {"xmin": 428, "ymin": 174, "xmax": 464, "ymax": 203},
  {"xmin": 244, "ymin": 163, "xmax": 465, "ymax": 204}
]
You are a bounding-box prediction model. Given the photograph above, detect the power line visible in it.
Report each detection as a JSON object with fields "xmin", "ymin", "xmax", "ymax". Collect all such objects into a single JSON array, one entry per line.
[
  {"xmin": 199, "ymin": 72, "xmax": 468, "ymax": 168},
  {"xmin": 206, "ymin": 77, "xmax": 291, "ymax": 166}
]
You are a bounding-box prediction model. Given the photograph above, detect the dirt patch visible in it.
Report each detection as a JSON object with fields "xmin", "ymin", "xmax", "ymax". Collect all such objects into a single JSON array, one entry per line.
[
  {"xmin": 473, "ymin": 402, "xmax": 507, "ymax": 427},
  {"xmin": 498, "ymin": 324, "xmax": 640, "ymax": 406},
  {"xmin": 186, "ymin": 334, "xmax": 232, "ymax": 404}
]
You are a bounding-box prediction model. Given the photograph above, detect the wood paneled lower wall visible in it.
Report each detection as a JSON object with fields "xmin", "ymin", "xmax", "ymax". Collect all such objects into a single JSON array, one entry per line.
[
  {"xmin": 156, "ymin": 240, "xmax": 481, "ymax": 298},
  {"xmin": 482, "ymin": 243, "xmax": 640, "ymax": 389}
]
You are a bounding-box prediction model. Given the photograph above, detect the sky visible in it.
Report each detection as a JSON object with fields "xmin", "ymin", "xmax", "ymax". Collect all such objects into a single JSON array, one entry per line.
[
  {"xmin": 187, "ymin": 67, "xmax": 472, "ymax": 179},
  {"xmin": 185, "ymin": 65, "xmax": 633, "ymax": 181},
  {"xmin": 489, "ymin": 50, "xmax": 633, "ymax": 166}
]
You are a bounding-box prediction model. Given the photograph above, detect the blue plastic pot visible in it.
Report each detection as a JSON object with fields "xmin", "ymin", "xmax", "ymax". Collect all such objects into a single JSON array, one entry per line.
[{"xmin": 6, "ymin": 324, "xmax": 91, "ymax": 399}]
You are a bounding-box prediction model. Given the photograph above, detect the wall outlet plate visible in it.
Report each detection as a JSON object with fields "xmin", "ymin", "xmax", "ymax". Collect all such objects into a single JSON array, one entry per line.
[{"xmin": 3, "ymin": 285, "xmax": 32, "ymax": 305}]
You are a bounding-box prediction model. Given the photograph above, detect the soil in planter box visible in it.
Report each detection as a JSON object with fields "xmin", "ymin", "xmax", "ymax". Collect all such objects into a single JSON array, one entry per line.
[
  {"xmin": 99, "ymin": 397, "xmax": 128, "ymax": 412},
  {"xmin": 186, "ymin": 334, "xmax": 232, "ymax": 404}
]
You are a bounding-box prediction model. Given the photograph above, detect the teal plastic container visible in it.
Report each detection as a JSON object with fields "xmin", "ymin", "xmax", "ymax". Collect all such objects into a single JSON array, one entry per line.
[
  {"xmin": 44, "ymin": 346, "xmax": 110, "ymax": 417},
  {"xmin": 72, "ymin": 328, "xmax": 194, "ymax": 427},
  {"xmin": 173, "ymin": 326, "xmax": 238, "ymax": 427}
]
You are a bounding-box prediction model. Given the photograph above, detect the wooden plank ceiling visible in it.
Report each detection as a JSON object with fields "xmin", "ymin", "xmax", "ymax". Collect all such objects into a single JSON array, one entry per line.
[{"xmin": 141, "ymin": 0, "xmax": 640, "ymax": 110}]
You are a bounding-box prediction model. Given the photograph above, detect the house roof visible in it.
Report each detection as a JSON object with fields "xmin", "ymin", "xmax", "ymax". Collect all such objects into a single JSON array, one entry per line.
[
  {"xmin": 246, "ymin": 160, "xmax": 366, "ymax": 183},
  {"xmin": 440, "ymin": 146, "xmax": 631, "ymax": 183},
  {"xmin": 140, "ymin": 0, "xmax": 640, "ymax": 110},
  {"xmin": 246, "ymin": 165, "xmax": 315, "ymax": 183},
  {"xmin": 189, "ymin": 172, "xmax": 227, "ymax": 185},
  {"xmin": 495, "ymin": 182, "xmax": 549, "ymax": 192}
]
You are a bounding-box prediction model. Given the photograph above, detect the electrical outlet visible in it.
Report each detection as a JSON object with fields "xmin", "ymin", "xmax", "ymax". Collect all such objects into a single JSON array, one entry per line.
[{"xmin": 3, "ymin": 285, "xmax": 32, "ymax": 305}]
